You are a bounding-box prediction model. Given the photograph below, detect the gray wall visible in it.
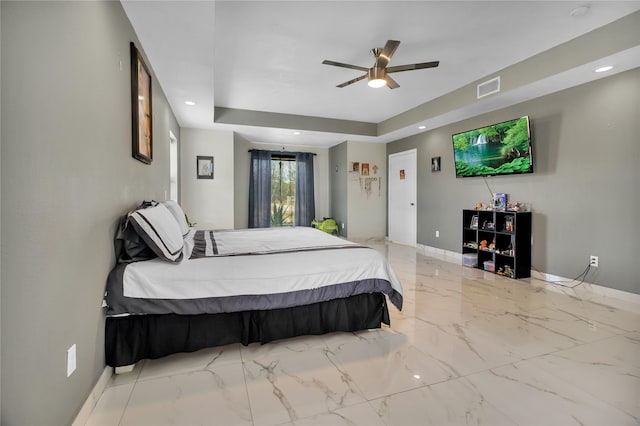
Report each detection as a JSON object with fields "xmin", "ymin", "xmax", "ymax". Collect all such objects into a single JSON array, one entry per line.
[
  {"xmin": 328, "ymin": 141, "xmax": 388, "ymax": 240},
  {"xmin": 180, "ymin": 128, "xmax": 235, "ymax": 229},
  {"xmin": 233, "ymin": 133, "xmax": 252, "ymax": 229},
  {"xmin": 1, "ymin": 2, "xmax": 179, "ymax": 424},
  {"xmin": 346, "ymin": 141, "xmax": 387, "ymax": 240},
  {"xmin": 388, "ymin": 68, "xmax": 640, "ymax": 295}
]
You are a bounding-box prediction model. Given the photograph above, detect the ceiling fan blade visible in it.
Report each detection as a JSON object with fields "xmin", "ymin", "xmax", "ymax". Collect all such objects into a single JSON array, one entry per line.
[
  {"xmin": 387, "ymin": 61, "xmax": 440, "ymax": 73},
  {"xmin": 378, "ymin": 40, "xmax": 400, "ymax": 67},
  {"xmin": 322, "ymin": 60, "xmax": 368, "ymax": 72},
  {"xmin": 336, "ymin": 73, "xmax": 367, "ymax": 88},
  {"xmin": 386, "ymin": 75, "xmax": 400, "ymax": 89}
]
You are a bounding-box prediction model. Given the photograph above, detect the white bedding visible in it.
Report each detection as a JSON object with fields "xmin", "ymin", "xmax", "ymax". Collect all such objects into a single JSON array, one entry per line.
[{"xmin": 122, "ymin": 227, "xmax": 403, "ymax": 304}]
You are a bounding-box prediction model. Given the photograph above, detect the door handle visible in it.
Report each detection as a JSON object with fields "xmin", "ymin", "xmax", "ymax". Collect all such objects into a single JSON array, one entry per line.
[{"xmin": 410, "ymin": 203, "xmax": 415, "ymax": 206}]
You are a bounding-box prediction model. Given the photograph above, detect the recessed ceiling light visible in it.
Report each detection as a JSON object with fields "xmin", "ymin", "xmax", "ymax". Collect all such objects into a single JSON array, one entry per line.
[
  {"xmin": 184, "ymin": 101, "xmax": 196, "ymax": 106},
  {"xmin": 418, "ymin": 125, "xmax": 426, "ymax": 130},
  {"xmin": 595, "ymin": 66, "xmax": 613, "ymax": 73},
  {"xmin": 293, "ymin": 131, "xmax": 301, "ymax": 135}
]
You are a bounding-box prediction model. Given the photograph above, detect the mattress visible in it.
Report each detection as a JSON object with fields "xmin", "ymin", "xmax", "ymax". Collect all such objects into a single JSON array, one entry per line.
[{"xmin": 104, "ymin": 227, "xmax": 403, "ymax": 316}]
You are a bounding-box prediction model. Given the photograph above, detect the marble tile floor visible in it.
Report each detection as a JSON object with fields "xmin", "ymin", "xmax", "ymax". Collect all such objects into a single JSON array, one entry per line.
[{"xmin": 86, "ymin": 242, "xmax": 640, "ymax": 425}]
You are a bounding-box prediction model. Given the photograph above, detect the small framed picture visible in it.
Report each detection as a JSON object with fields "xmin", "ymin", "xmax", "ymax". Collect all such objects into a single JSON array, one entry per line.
[
  {"xmin": 431, "ymin": 156, "xmax": 441, "ymax": 172},
  {"xmin": 197, "ymin": 156, "xmax": 214, "ymax": 179},
  {"xmin": 505, "ymin": 216, "xmax": 514, "ymax": 232},
  {"xmin": 470, "ymin": 215, "xmax": 479, "ymax": 229}
]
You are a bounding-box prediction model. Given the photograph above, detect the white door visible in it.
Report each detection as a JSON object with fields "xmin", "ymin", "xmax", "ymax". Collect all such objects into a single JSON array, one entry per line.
[{"xmin": 388, "ymin": 149, "xmax": 417, "ymax": 246}]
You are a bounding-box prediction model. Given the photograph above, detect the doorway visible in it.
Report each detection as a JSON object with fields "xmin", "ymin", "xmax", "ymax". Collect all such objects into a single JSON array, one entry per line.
[{"xmin": 388, "ymin": 149, "xmax": 417, "ymax": 246}]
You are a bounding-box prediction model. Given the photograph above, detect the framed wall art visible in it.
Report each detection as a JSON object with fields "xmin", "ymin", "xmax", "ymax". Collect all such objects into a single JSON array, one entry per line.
[
  {"xmin": 431, "ymin": 156, "xmax": 441, "ymax": 172},
  {"xmin": 131, "ymin": 42, "xmax": 153, "ymax": 164},
  {"xmin": 197, "ymin": 156, "xmax": 214, "ymax": 179}
]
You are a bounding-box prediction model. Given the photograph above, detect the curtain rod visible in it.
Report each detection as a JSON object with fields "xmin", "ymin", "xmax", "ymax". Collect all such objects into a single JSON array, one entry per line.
[{"xmin": 248, "ymin": 149, "xmax": 316, "ymax": 156}]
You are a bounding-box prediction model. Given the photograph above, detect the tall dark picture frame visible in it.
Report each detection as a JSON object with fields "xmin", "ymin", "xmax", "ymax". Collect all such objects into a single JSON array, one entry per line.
[
  {"xmin": 130, "ymin": 42, "xmax": 153, "ymax": 164},
  {"xmin": 197, "ymin": 156, "xmax": 214, "ymax": 179}
]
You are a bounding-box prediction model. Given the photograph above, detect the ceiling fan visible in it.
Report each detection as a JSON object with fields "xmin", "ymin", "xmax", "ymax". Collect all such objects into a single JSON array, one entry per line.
[{"xmin": 322, "ymin": 40, "xmax": 439, "ymax": 89}]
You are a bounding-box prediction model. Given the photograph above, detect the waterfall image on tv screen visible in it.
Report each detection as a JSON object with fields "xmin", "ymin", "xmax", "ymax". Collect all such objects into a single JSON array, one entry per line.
[{"xmin": 452, "ymin": 116, "xmax": 533, "ymax": 178}]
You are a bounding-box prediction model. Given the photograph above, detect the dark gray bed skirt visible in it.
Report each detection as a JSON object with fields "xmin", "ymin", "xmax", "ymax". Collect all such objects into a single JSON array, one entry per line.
[{"xmin": 105, "ymin": 293, "xmax": 390, "ymax": 367}]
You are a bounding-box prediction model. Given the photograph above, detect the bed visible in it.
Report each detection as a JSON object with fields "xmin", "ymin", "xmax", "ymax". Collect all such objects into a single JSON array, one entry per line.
[{"xmin": 104, "ymin": 202, "xmax": 403, "ymax": 367}]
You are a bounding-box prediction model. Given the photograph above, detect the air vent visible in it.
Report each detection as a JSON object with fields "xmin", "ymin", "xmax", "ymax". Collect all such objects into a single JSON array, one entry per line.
[{"xmin": 477, "ymin": 76, "xmax": 501, "ymax": 99}]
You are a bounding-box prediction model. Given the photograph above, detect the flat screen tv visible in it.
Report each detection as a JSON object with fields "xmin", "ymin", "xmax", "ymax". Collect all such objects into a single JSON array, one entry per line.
[{"xmin": 452, "ymin": 116, "xmax": 533, "ymax": 178}]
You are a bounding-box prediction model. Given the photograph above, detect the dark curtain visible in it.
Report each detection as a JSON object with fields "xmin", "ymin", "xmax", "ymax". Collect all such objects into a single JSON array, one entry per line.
[
  {"xmin": 295, "ymin": 152, "xmax": 315, "ymax": 227},
  {"xmin": 248, "ymin": 150, "xmax": 272, "ymax": 228}
]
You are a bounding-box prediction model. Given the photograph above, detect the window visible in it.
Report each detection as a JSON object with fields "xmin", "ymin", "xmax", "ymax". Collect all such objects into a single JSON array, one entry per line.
[
  {"xmin": 270, "ymin": 155, "xmax": 296, "ymax": 226},
  {"xmin": 249, "ymin": 149, "xmax": 314, "ymax": 229},
  {"xmin": 169, "ymin": 131, "xmax": 178, "ymax": 202}
]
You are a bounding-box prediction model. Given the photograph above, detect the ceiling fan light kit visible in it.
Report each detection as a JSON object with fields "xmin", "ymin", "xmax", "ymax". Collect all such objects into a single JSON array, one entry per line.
[
  {"xmin": 323, "ymin": 39, "xmax": 439, "ymax": 89},
  {"xmin": 367, "ymin": 67, "xmax": 387, "ymax": 88}
]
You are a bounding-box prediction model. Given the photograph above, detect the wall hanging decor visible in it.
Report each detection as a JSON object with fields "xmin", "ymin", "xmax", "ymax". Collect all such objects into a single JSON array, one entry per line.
[
  {"xmin": 197, "ymin": 156, "xmax": 214, "ymax": 179},
  {"xmin": 130, "ymin": 42, "xmax": 153, "ymax": 164},
  {"xmin": 431, "ymin": 156, "xmax": 441, "ymax": 172}
]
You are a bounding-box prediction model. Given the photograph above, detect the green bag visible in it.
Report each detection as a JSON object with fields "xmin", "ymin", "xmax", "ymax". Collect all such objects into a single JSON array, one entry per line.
[{"xmin": 311, "ymin": 217, "xmax": 339, "ymax": 235}]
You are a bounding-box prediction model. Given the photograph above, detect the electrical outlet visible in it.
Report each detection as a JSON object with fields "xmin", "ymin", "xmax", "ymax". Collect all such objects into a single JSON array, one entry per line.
[
  {"xmin": 341, "ymin": 223, "xmax": 345, "ymax": 229},
  {"xmin": 435, "ymin": 230, "xmax": 440, "ymax": 238},
  {"xmin": 67, "ymin": 344, "xmax": 77, "ymax": 377},
  {"xmin": 589, "ymin": 256, "xmax": 599, "ymax": 267}
]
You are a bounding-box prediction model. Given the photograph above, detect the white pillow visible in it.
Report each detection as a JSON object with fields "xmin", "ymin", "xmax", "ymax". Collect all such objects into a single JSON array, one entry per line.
[
  {"xmin": 161, "ymin": 200, "xmax": 190, "ymax": 236},
  {"xmin": 128, "ymin": 203, "xmax": 184, "ymax": 262}
]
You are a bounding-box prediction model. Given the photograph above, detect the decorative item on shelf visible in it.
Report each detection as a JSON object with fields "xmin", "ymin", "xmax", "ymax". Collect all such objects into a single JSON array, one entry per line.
[
  {"xmin": 470, "ymin": 215, "xmax": 479, "ymax": 229},
  {"xmin": 504, "ymin": 216, "xmax": 514, "ymax": 232},
  {"xmin": 475, "ymin": 202, "xmax": 484, "ymax": 210},
  {"xmin": 488, "ymin": 238, "xmax": 496, "ymax": 251},
  {"xmin": 503, "ymin": 265, "xmax": 514, "ymax": 278},
  {"xmin": 482, "ymin": 221, "xmax": 495, "ymax": 230},
  {"xmin": 479, "ymin": 240, "xmax": 488, "ymax": 250},
  {"xmin": 492, "ymin": 193, "xmax": 507, "ymax": 210},
  {"xmin": 507, "ymin": 201, "xmax": 531, "ymax": 212}
]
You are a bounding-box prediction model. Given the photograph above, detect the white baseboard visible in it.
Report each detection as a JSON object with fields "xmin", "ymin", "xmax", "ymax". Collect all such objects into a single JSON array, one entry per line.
[
  {"xmin": 530, "ymin": 270, "xmax": 640, "ymax": 310},
  {"xmin": 72, "ymin": 366, "xmax": 113, "ymax": 426},
  {"xmin": 417, "ymin": 244, "xmax": 640, "ymax": 311},
  {"xmin": 417, "ymin": 244, "xmax": 462, "ymax": 263}
]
